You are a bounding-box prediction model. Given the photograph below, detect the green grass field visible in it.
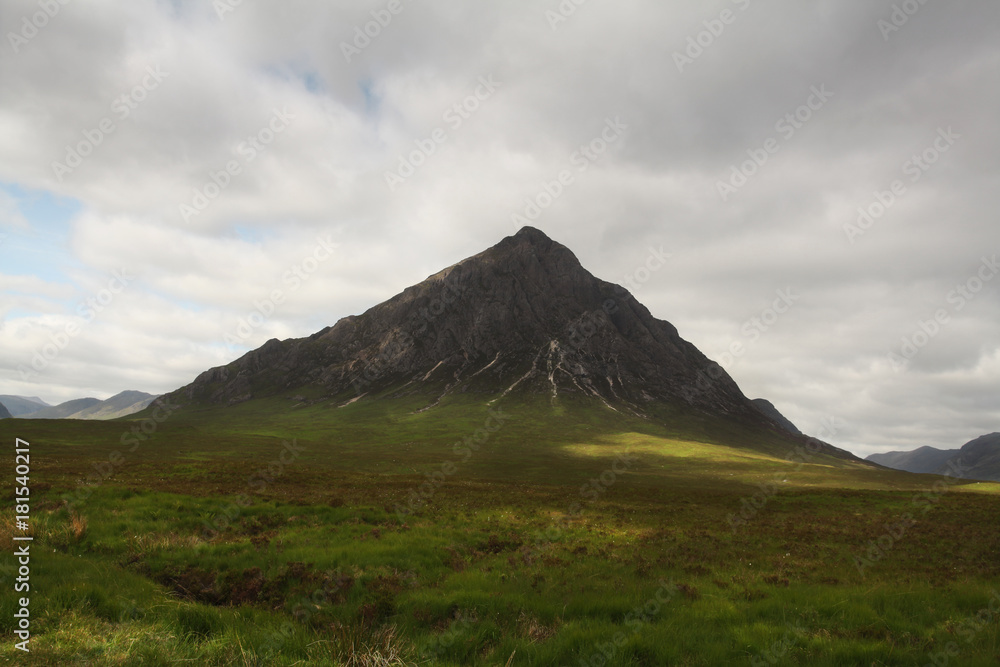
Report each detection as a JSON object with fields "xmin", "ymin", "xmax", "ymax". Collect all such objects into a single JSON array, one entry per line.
[{"xmin": 1, "ymin": 392, "xmax": 999, "ymax": 665}]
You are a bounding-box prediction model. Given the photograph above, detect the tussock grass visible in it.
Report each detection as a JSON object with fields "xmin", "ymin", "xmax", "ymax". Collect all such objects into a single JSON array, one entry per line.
[{"xmin": 2, "ymin": 396, "xmax": 999, "ymax": 664}]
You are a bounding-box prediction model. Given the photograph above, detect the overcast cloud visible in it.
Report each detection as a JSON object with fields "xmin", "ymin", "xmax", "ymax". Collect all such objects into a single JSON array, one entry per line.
[{"xmin": 1, "ymin": 0, "xmax": 997, "ymax": 457}]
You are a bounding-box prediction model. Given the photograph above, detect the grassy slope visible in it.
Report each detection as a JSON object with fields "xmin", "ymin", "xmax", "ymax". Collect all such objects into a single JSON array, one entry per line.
[{"xmin": 1, "ymin": 392, "xmax": 998, "ymax": 665}]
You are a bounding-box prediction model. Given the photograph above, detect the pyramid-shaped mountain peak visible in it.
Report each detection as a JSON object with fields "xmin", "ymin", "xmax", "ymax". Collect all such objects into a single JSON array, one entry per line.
[
  {"xmin": 511, "ymin": 225, "xmax": 555, "ymax": 245},
  {"xmin": 170, "ymin": 228, "xmax": 768, "ymax": 428},
  {"xmin": 436, "ymin": 225, "xmax": 584, "ymax": 285}
]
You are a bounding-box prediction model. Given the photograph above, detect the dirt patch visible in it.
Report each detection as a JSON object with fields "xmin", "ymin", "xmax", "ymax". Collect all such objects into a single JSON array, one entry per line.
[{"xmin": 158, "ymin": 560, "xmax": 327, "ymax": 608}]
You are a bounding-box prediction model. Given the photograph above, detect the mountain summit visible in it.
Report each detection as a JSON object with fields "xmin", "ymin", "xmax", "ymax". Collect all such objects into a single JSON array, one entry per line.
[{"xmin": 169, "ymin": 227, "xmax": 846, "ymax": 457}]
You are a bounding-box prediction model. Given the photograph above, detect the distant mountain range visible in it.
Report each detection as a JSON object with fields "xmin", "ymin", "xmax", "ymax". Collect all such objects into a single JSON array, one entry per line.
[
  {"xmin": 0, "ymin": 402, "xmax": 11, "ymax": 419},
  {"xmin": 2, "ymin": 391, "xmax": 159, "ymax": 420},
  {"xmin": 0, "ymin": 395, "xmax": 50, "ymax": 417},
  {"xmin": 866, "ymin": 433, "xmax": 1000, "ymax": 482}
]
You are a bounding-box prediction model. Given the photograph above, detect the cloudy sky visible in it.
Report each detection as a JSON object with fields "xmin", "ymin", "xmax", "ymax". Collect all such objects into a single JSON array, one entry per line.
[{"xmin": 1, "ymin": 0, "xmax": 997, "ymax": 456}]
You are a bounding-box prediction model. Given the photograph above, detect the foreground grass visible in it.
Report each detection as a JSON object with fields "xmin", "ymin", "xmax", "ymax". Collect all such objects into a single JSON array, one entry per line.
[{"xmin": 1, "ymin": 395, "xmax": 999, "ymax": 665}]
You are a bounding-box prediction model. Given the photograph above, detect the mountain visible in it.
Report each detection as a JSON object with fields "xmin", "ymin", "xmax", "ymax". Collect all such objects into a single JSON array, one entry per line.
[
  {"xmin": 866, "ymin": 446, "xmax": 957, "ymax": 474},
  {"xmin": 22, "ymin": 397, "xmax": 102, "ymax": 419},
  {"xmin": 957, "ymin": 433, "xmax": 1000, "ymax": 476},
  {"xmin": 163, "ymin": 226, "xmax": 859, "ymax": 463},
  {"xmin": 866, "ymin": 433, "xmax": 1000, "ymax": 481},
  {"xmin": 751, "ymin": 398, "xmax": 802, "ymax": 436},
  {"xmin": 0, "ymin": 395, "xmax": 50, "ymax": 417},
  {"xmin": 19, "ymin": 391, "xmax": 158, "ymax": 420},
  {"xmin": 0, "ymin": 402, "xmax": 11, "ymax": 419},
  {"xmin": 69, "ymin": 391, "xmax": 159, "ymax": 419}
]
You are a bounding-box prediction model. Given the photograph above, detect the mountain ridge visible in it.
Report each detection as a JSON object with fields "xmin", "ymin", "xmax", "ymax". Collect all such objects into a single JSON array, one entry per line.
[
  {"xmin": 0, "ymin": 395, "xmax": 50, "ymax": 417},
  {"xmin": 866, "ymin": 433, "xmax": 1000, "ymax": 481},
  {"xmin": 751, "ymin": 398, "xmax": 803, "ymax": 436},
  {"xmin": 19, "ymin": 391, "xmax": 159, "ymax": 420}
]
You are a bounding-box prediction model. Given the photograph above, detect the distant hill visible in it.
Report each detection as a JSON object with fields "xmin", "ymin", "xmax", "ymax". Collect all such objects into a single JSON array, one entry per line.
[
  {"xmin": 0, "ymin": 402, "xmax": 11, "ymax": 419},
  {"xmin": 865, "ymin": 446, "xmax": 957, "ymax": 474},
  {"xmin": 71, "ymin": 391, "xmax": 159, "ymax": 419},
  {"xmin": 18, "ymin": 391, "xmax": 159, "ymax": 420},
  {"xmin": 23, "ymin": 397, "xmax": 103, "ymax": 419},
  {"xmin": 0, "ymin": 395, "xmax": 50, "ymax": 417},
  {"xmin": 866, "ymin": 433, "xmax": 1000, "ymax": 482},
  {"xmin": 751, "ymin": 399, "xmax": 802, "ymax": 436}
]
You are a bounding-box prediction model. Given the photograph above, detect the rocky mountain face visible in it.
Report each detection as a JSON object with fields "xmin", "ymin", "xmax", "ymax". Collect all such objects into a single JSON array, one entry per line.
[
  {"xmin": 958, "ymin": 433, "xmax": 1000, "ymax": 477},
  {"xmin": 174, "ymin": 228, "xmax": 755, "ymax": 414},
  {"xmin": 866, "ymin": 433, "xmax": 1000, "ymax": 482},
  {"xmin": 167, "ymin": 227, "xmax": 853, "ymax": 458},
  {"xmin": 751, "ymin": 399, "xmax": 802, "ymax": 436},
  {"xmin": 0, "ymin": 402, "xmax": 11, "ymax": 419}
]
